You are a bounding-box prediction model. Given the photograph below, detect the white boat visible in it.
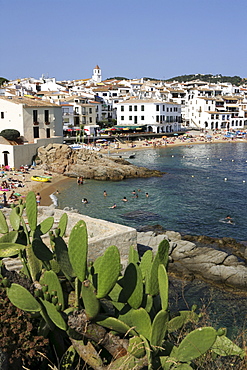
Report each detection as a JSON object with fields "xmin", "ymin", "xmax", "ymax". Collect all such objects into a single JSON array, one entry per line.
[{"xmin": 110, "ymin": 152, "xmax": 136, "ymax": 159}]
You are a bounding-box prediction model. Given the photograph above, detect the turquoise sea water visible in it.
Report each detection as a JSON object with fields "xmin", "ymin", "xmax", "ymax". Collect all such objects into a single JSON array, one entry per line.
[
  {"xmin": 55, "ymin": 142, "xmax": 247, "ymax": 336},
  {"xmin": 57, "ymin": 142, "xmax": 247, "ymax": 241}
]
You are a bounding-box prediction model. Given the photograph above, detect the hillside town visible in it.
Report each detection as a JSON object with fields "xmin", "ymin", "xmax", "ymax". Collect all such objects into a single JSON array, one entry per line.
[{"xmin": 0, "ymin": 66, "xmax": 247, "ymax": 168}]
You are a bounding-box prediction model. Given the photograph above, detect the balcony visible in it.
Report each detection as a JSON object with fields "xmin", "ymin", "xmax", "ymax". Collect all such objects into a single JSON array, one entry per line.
[
  {"xmin": 33, "ymin": 121, "xmax": 39, "ymax": 125},
  {"xmin": 45, "ymin": 122, "xmax": 50, "ymax": 125}
]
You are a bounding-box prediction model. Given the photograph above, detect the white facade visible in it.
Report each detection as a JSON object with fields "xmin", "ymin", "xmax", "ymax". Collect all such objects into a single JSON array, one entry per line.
[
  {"xmin": 117, "ymin": 99, "xmax": 182, "ymax": 133},
  {"xmin": 185, "ymin": 95, "xmax": 246, "ymax": 130},
  {"xmin": 0, "ymin": 96, "xmax": 63, "ymax": 142},
  {"xmin": 0, "ymin": 96, "xmax": 63, "ymax": 168},
  {"xmin": 92, "ymin": 65, "xmax": 102, "ymax": 83}
]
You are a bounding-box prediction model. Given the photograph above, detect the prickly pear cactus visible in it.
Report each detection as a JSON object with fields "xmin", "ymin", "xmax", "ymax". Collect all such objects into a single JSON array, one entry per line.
[
  {"xmin": 68, "ymin": 220, "xmax": 88, "ymax": 282},
  {"xmin": 7, "ymin": 283, "xmax": 41, "ymax": 312},
  {"xmin": 94, "ymin": 245, "xmax": 121, "ymax": 299}
]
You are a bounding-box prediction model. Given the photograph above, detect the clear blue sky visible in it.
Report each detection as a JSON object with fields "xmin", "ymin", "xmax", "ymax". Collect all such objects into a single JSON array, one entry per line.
[{"xmin": 1, "ymin": 0, "xmax": 246, "ymax": 81}]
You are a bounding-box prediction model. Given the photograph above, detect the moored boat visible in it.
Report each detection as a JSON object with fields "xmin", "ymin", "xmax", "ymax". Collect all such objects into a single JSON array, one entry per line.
[{"xmin": 31, "ymin": 176, "xmax": 50, "ymax": 182}]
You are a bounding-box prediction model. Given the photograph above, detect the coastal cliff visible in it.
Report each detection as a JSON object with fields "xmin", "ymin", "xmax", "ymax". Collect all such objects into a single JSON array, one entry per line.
[{"xmin": 36, "ymin": 143, "xmax": 163, "ymax": 181}]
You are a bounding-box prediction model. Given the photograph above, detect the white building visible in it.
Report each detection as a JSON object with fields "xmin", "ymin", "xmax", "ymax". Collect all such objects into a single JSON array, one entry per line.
[
  {"xmin": 91, "ymin": 65, "xmax": 102, "ymax": 83},
  {"xmin": 0, "ymin": 96, "xmax": 63, "ymax": 168},
  {"xmin": 185, "ymin": 95, "xmax": 246, "ymax": 130},
  {"xmin": 116, "ymin": 99, "xmax": 182, "ymax": 133}
]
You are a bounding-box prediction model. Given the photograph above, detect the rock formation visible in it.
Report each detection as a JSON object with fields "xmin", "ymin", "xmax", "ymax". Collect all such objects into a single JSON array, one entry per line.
[{"xmin": 36, "ymin": 144, "xmax": 163, "ymax": 181}]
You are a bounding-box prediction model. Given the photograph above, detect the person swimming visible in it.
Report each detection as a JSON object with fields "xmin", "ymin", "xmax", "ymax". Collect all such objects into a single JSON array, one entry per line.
[
  {"xmin": 110, "ymin": 203, "xmax": 116, "ymax": 208},
  {"xmin": 82, "ymin": 198, "xmax": 88, "ymax": 204}
]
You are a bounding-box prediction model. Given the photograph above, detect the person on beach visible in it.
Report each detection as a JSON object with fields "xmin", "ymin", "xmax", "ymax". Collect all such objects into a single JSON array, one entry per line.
[
  {"xmin": 3, "ymin": 192, "xmax": 7, "ymax": 207},
  {"xmin": 8, "ymin": 191, "xmax": 18, "ymax": 203},
  {"xmin": 36, "ymin": 193, "xmax": 41, "ymax": 206}
]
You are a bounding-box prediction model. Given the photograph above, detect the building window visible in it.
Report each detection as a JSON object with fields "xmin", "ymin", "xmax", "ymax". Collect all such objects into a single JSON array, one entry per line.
[
  {"xmin": 121, "ymin": 116, "xmax": 124, "ymax": 120},
  {"xmin": 211, "ymin": 114, "xmax": 214, "ymax": 119},
  {"xmin": 33, "ymin": 127, "xmax": 39, "ymax": 138},
  {"xmin": 141, "ymin": 105, "xmax": 144, "ymax": 111},
  {"xmin": 46, "ymin": 128, "xmax": 50, "ymax": 138},
  {"xmin": 33, "ymin": 110, "xmax": 38, "ymax": 123},
  {"xmin": 89, "ymin": 117, "xmax": 92, "ymax": 123},
  {"xmin": 156, "ymin": 115, "xmax": 159, "ymax": 122},
  {"xmin": 121, "ymin": 106, "xmax": 124, "ymax": 111},
  {"xmin": 1, "ymin": 112, "xmax": 4, "ymax": 119},
  {"xmin": 103, "ymin": 93, "xmax": 107, "ymax": 96},
  {"xmin": 44, "ymin": 110, "xmax": 49, "ymax": 123},
  {"xmin": 156, "ymin": 105, "xmax": 159, "ymax": 111},
  {"xmin": 134, "ymin": 105, "xmax": 137, "ymax": 111},
  {"xmin": 167, "ymin": 108, "xmax": 169, "ymax": 112},
  {"xmin": 89, "ymin": 108, "xmax": 92, "ymax": 114},
  {"xmin": 141, "ymin": 116, "xmax": 144, "ymax": 120},
  {"xmin": 163, "ymin": 105, "xmax": 165, "ymax": 111},
  {"xmin": 129, "ymin": 106, "xmax": 132, "ymax": 111},
  {"xmin": 129, "ymin": 116, "xmax": 132, "ymax": 120},
  {"xmin": 170, "ymin": 108, "xmax": 172, "ymax": 112}
]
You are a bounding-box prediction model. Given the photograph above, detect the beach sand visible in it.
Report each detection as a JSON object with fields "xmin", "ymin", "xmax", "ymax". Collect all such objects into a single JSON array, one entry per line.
[{"xmin": 3, "ymin": 131, "xmax": 245, "ymax": 206}]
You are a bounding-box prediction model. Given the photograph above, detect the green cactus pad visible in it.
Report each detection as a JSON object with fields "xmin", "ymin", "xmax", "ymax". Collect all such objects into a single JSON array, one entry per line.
[
  {"xmin": 211, "ymin": 335, "xmax": 245, "ymax": 358},
  {"xmin": 128, "ymin": 245, "xmax": 139, "ymax": 264},
  {"xmin": 108, "ymin": 279, "xmax": 122, "ymax": 302},
  {"xmin": 139, "ymin": 249, "xmax": 153, "ymax": 281},
  {"xmin": 40, "ymin": 270, "xmax": 64, "ymax": 310},
  {"xmin": 149, "ymin": 241, "xmax": 169, "ymax": 296},
  {"xmin": 81, "ymin": 280, "xmax": 100, "ymax": 320},
  {"xmin": 0, "ymin": 210, "xmax": 8, "ymax": 234},
  {"xmin": 119, "ymin": 308, "xmax": 134, "ymax": 327},
  {"xmin": 168, "ymin": 315, "xmax": 186, "ymax": 333},
  {"xmin": 150, "ymin": 309, "xmax": 169, "ymax": 348},
  {"xmin": 0, "ymin": 230, "xmax": 18, "ymax": 243},
  {"xmin": 131, "ymin": 308, "xmax": 152, "ymax": 341},
  {"xmin": 127, "ymin": 336, "xmax": 146, "ymax": 358},
  {"xmin": 121, "ymin": 263, "xmax": 143, "ymax": 309},
  {"xmin": 95, "ymin": 245, "xmax": 121, "ymax": 299},
  {"xmin": 39, "ymin": 217, "xmax": 54, "ymax": 234},
  {"xmin": 58, "ymin": 213, "xmax": 68, "ymax": 237},
  {"xmin": 50, "ymin": 260, "xmax": 61, "ymax": 274},
  {"xmin": 158, "ymin": 264, "xmax": 169, "ymax": 311},
  {"xmin": 7, "ymin": 283, "xmax": 41, "ymax": 312},
  {"xmin": 54, "ymin": 236, "xmax": 74, "ymax": 280},
  {"xmin": 41, "ymin": 299, "xmax": 67, "ymax": 331},
  {"xmin": 68, "ymin": 220, "xmax": 88, "ymax": 282},
  {"xmin": 0, "ymin": 242, "xmax": 25, "ymax": 257},
  {"xmin": 25, "ymin": 191, "xmax": 37, "ymax": 231},
  {"xmin": 9, "ymin": 207, "xmax": 21, "ymax": 231},
  {"xmin": 97, "ymin": 316, "xmax": 137, "ymax": 336},
  {"xmin": 32, "ymin": 238, "xmax": 54, "ymax": 261},
  {"xmin": 175, "ymin": 327, "xmax": 217, "ymax": 362},
  {"xmin": 143, "ymin": 294, "xmax": 153, "ymax": 313},
  {"xmin": 26, "ymin": 244, "xmax": 42, "ymax": 281}
]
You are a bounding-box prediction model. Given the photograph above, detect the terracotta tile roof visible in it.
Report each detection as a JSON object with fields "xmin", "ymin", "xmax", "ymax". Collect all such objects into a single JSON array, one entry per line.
[{"xmin": 0, "ymin": 95, "xmax": 60, "ymax": 107}]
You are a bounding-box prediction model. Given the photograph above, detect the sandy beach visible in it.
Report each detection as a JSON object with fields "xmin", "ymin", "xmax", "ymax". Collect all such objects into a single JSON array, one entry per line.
[{"xmin": 1, "ymin": 130, "xmax": 246, "ymax": 207}]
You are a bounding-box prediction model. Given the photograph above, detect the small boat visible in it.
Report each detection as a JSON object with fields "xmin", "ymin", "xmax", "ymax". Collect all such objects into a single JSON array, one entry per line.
[
  {"xmin": 110, "ymin": 152, "xmax": 136, "ymax": 159},
  {"xmin": 31, "ymin": 176, "xmax": 50, "ymax": 182}
]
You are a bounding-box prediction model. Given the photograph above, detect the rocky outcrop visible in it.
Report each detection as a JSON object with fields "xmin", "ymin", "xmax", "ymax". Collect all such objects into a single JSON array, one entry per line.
[
  {"xmin": 137, "ymin": 230, "xmax": 247, "ymax": 293},
  {"xmin": 36, "ymin": 144, "xmax": 163, "ymax": 181}
]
